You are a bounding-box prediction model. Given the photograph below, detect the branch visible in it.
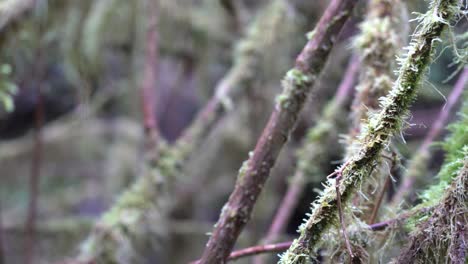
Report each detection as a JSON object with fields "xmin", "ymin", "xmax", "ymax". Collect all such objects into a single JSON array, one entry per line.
[
  {"xmin": 139, "ymin": 0, "xmax": 161, "ymax": 150},
  {"xmin": 227, "ymin": 242, "xmax": 292, "ymax": 262},
  {"xmin": 260, "ymin": 54, "xmax": 359, "ymax": 246},
  {"xmin": 391, "ymin": 67, "xmax": 468, "ymax": 206},
  {"xmin": 198, "ymin": 1, "xmax": 358, "ymax": 263},
  {"xmin": 279, "ymin": 0, "xmax": 461, "ymax": 262}
]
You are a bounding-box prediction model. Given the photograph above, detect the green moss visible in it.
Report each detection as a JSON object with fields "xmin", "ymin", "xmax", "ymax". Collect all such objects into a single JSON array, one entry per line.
[
  {"xmin": 279, "ymin": 0, "xmax": 461, "ymax": 262},
  {"xmin": 419, "ymin": 100, "xmax": 468, "ymax": 207}
]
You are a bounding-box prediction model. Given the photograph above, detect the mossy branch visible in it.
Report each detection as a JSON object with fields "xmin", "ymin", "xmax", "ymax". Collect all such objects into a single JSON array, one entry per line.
[
  {"xmin": 396, "ymin": 100, "xmax": 468, "ymax": 263},
  {"xmin": 197, "ymin": 1, "xmax": 358, "ymax": 263},
  {"xmin": 259, "ymin": 55, "xmax": 360, "ymax": 248},
  {"xmin": 279, "ymin": 0, "xmax": 461, "ymax": 263},
  {"xmin": 391, "ymin": 67, "xmax": 468, "ymax": 206},
  {"xmin": 346, "ymin": 0, "xmax": 402, "ymax": 153}
]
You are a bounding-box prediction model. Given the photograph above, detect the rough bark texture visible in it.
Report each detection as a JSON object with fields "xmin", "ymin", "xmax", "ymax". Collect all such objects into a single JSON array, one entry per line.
[{"xmin": 198, "ymin": 0, "xmax": 358, "ymax": 263}]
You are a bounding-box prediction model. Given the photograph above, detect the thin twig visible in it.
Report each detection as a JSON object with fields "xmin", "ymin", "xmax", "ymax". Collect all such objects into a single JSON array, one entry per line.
[
  {"xmin": 368, "ymin": 152, "xmax": 397, "ymax": 224},
  {"xmin": 198, "ymin": 1, "xmax": 358, "ymax": 263},
  {"xmin": 139, "ymin": 0, "xmax": 160, "ymax": 150}
]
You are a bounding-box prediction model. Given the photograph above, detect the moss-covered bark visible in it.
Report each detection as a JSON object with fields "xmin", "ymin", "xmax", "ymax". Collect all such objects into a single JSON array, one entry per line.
[{"xmin": 279, "ymin": 0, "xmax": 461, "ymax": 263}]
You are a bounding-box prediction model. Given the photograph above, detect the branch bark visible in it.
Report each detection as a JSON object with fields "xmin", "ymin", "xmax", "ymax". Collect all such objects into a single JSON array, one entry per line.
[
  {"xmin": 198, "ymin": 1, "xmax": 358, "ymax": 263},
  {"xmin": 260, "ymin": 54, "xmax": 359, "ymax": 247}
]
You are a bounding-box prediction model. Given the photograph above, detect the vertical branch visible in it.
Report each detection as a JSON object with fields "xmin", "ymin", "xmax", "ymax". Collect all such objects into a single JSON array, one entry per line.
[
  {"xmin": 139, "ymin": 0, "xmax": 160, "ymax": 150},
  {"xmin": 391, "ymin": 67, "xmax": 468, "ymax": 206},
  {"xmin": 198, "ymin": 1, "xmax": 358, "ymax": 263}
]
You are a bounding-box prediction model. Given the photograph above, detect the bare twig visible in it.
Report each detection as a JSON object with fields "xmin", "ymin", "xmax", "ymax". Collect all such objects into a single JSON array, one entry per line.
[
  {"xmin": 139, "ymin": 0, "xmax": 160, "ymax": 150},
  {"xmin": 198, "ymin": 1, "xmax": 358, "ymax": 263},
  {"xmin": 391, "ymin": 67, "xmax": 468, "ymax": 206}
]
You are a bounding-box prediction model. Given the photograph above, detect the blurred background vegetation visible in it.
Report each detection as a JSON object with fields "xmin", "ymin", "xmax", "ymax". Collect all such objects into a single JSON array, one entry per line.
[{"xmin": 0, "ymin": 0, "xmax": 466, "ymax": 263}]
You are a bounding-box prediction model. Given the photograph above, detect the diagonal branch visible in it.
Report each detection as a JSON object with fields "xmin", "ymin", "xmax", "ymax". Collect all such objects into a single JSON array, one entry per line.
[
  {"xmin": 197, "ymin": 1, "xmax": 358, "ymax": 263},
  {"xmin": 260, "ymin": 54, "xmax": 359, "ymax": 248}
]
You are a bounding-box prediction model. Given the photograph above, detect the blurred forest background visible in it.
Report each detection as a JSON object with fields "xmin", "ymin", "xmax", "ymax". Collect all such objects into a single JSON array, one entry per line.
[{"xmin": 0, "ymin": 0, "xmax": 466, "ymax": 263}]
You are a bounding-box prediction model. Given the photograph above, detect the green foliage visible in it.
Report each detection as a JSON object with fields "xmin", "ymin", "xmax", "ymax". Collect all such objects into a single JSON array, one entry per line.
[{"xmin": 419, "ymin": 99, "xmax": 468, "ymax": 206}]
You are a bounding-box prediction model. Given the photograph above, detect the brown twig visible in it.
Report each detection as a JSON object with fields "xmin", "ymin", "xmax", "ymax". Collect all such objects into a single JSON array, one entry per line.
[
  {"xmin": 139, "ymin": 0, "xmax": 160, "ymax": 150},
  {"xmin": 328, "ymin": 162, "xmax": 354, "ymax": 259},
  {"xmin": 391, "ymin": 67, "xmax": 468, "ymax": 206},
  {"xmin": 228, "ymin": 241, "xmax": 292, "ymax": 262},
  {"xmin": 198, "ymin": 1, "xmax": 357, "ymax": 263},
  {"xmin": 368, "ymin": 152, "xmax": 398, "ymax": 224}
]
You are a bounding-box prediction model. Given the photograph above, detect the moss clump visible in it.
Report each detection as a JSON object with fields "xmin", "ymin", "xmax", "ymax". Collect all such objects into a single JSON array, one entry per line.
[{"xmin": 419, "ymin": 100, "xmax": 468, "ymax": 207}]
